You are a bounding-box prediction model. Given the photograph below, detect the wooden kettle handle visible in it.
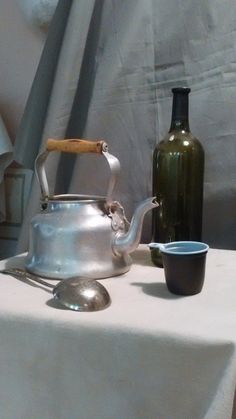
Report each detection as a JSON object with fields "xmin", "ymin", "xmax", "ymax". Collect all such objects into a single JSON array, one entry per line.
[{"xmin": 46, "ymin": 139, "xmax": 108, "ymax": 154}]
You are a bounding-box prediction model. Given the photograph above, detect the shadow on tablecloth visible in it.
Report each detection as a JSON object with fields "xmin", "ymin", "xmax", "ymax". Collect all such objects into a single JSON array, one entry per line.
[{"xmin": 131, "ymin": 281, "xmax": 183, "ymax": 300}]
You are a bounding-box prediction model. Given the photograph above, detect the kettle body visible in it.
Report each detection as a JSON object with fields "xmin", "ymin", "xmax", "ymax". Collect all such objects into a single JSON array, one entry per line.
[{"xmin": 26, "ymin": 194, "xmax": 132, "ymax": 279}]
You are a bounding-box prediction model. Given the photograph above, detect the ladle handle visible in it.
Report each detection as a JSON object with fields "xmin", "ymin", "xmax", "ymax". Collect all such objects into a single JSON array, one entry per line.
[
  {"xmin": 0, "ymin": 268, "xmax": 54, "ymax": 289},
  {"xmin": 47, "ymin": 138, "xmax": 108, "ymax": 154}
]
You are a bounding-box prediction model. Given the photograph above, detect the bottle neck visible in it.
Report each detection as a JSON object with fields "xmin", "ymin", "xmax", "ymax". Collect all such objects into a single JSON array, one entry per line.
[{"xmin": 169, "ymin": 88, "xmax": 190, "ymax": 132}]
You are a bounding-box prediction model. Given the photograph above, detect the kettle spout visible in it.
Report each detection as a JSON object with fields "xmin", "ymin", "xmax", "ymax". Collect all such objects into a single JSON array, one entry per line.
[{"xmin": 112, "ymin": 197, "xmax": 158, "ymax": 255}]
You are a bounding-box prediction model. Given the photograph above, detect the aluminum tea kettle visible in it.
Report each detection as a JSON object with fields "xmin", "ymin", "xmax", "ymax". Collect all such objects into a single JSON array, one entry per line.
[{"xmin": 25, "ymin": 139, "xmax": 158, "ymax": 279}]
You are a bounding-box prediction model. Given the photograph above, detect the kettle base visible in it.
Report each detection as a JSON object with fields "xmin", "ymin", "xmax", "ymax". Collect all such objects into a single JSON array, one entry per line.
[{"xmin": 25, "ymin": 254, "xmax": 132, "ymax": 280}]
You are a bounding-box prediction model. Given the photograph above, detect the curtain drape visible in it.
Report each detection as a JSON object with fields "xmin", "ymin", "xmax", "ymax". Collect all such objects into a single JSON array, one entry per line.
[{"xmin": 14, "ymin": 0, "xmax": 236, "ymax": 253}]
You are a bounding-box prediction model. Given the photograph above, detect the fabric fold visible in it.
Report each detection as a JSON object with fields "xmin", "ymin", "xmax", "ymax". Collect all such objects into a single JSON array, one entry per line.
[{"xmin": 0, "ymin": 116, "xmax": 13, "ymax": 222}]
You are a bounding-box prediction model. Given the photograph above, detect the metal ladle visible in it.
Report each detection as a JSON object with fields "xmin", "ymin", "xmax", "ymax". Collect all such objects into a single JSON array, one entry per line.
[{"xmin": 0, "ymin": 268, "xmax": 111, "ymax": 311}]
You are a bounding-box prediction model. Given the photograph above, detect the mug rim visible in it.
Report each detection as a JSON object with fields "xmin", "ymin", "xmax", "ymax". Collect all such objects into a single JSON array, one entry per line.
[{"xmin": 160, "ymin": 241, "xmax": 209, "ymax": 255}]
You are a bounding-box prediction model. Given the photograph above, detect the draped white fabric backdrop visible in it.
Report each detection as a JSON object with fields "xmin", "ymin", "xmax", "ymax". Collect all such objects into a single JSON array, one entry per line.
[{"xmin": 14, "ymin": 0, "xmax": 236, "ymax": 252}]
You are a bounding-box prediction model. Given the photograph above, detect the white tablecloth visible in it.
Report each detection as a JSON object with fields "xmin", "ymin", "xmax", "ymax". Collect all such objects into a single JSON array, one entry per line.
[{"xmin": 0, "ymin": 246, "xmax": 235, "ymax": 419}]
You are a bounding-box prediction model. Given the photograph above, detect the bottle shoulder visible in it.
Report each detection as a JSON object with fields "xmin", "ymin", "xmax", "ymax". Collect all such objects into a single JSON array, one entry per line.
[{"xmin": 154, "ymin": 130, "xmax": 204, "ymax": 154}]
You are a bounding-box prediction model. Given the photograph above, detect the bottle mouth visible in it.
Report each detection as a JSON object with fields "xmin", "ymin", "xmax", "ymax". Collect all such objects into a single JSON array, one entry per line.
[{"xmin": 172, "ymin": 87, "xmax": 191, "ymax": 94}]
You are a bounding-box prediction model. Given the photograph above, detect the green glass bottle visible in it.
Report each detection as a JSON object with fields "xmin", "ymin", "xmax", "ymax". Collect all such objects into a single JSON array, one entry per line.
[{"xmin": 151, "ymin": 87, "xmax": 204, "ymax": 267}]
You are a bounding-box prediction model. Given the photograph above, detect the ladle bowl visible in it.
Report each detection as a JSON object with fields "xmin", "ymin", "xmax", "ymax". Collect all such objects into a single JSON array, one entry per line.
[{"xmin": 53, "ymin": 276, "xmax": 111, "ymax": 311}]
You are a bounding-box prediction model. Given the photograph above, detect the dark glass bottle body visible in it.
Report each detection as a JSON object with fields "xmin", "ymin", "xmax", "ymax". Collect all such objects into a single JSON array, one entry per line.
[{"xmin": 151, "ymin": 87, "xmax": 204, "ymax": 267}]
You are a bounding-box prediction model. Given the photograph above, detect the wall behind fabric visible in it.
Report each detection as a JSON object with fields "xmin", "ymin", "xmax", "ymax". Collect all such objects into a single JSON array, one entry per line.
[
  {"xmin": 0, "ymin": 0, "xmax": 46, "ymax": 142},
  {"xmin": 0, "ymin": 0, "xmax": 47, "ymax": 258}
]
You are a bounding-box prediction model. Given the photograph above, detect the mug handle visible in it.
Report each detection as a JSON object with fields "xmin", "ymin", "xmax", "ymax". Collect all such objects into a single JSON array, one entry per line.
[{"xmin": 35, "ymin": 138, "xmax": 120, "ymax": 204}]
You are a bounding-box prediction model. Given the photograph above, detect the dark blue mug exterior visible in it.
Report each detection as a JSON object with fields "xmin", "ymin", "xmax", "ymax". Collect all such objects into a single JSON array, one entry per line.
[{"xmin": 160, "ymin": 241, "xmax": 209, "ymax": 296}]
